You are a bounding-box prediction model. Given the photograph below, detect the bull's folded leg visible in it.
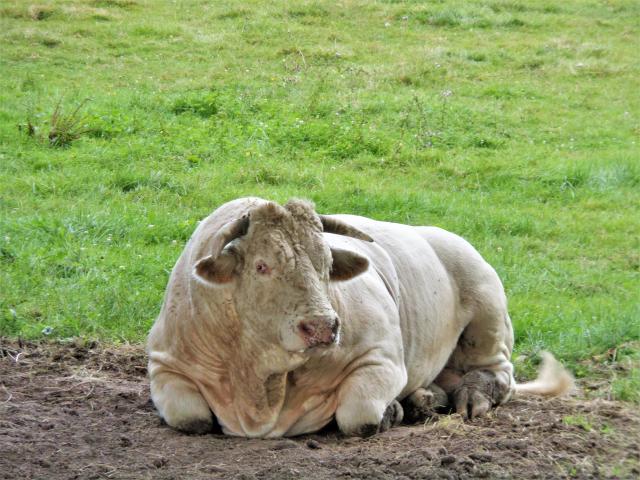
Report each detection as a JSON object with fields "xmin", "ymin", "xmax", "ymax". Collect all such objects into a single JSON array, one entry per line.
[
  {"xmin": 150, "ymin": 371, "xmax": 214, "ymax": 434},
  {"xmin": 335, "ymin": 363, "xmax": 406, "ymax": 437},
  {"xmin": 402, "ymin": 384, "xmax": 449, "ymax": 423}
]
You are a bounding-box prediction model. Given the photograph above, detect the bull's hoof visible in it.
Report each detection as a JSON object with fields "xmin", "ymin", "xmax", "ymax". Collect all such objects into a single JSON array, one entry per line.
[
  {"xmin": 402, "ymin": 385, "xmax": 449, "ymax": 423},
  {"xmin": 174, "ymin": 418, "xmax": 214, "ymax": 435},
  {"xmin": 353, "ymin": 423, "xmax": 379, "ymax": 438},
  {"xmin": 350, "ymin": 400, "xmax": 404, "ymax": 437},
  {"xmin": 452, "ymin": 369, "xmax": 509, "ymax": 419},
  {"xmin": 379, "ymin": 399, "xmax": 404, "ymax": 432}
]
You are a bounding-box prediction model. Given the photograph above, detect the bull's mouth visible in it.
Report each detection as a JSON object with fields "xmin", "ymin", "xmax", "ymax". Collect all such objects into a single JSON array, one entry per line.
[
  {"xmin": 282, "ymin": 321, "xmax": 341, "ymax": 354},
  {"xmin": 300, "ymin": 329, "xmax": 341, "ymax": 352}
]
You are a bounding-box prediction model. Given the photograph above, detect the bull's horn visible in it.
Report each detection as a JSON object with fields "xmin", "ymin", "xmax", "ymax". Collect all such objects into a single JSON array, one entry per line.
[
  {"xmin": 319, "ymin": 215, "xmax": 373, "ymax": 242},
  {"xmin": 210, "ymin": 214, "xmax": 250, "ymax": 258}
]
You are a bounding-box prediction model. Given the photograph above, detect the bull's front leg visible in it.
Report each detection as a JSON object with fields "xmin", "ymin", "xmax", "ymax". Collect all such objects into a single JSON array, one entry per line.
[
  {"xmin": 335, "ymin": 357, "xmax": 407, "ymax": 437},
  {"xmin": 150, "ymin": 370, "xmax": 214, "ymax": 434}
]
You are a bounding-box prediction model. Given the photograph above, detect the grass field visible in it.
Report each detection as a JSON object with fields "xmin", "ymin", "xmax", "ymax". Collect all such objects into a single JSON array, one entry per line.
[{"xmin": 0, "ymin": 0, "xmax": 638, "ymax": 400}]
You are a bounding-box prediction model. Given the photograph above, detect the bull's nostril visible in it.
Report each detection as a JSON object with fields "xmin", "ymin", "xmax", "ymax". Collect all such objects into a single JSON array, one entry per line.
[
  {"xmin": 299, "ymin": 322, "xmax": 314, "ymax": 336},
  {"xmin": 331, "ymin": 321, "xmax": 339, "ymax": 335}
]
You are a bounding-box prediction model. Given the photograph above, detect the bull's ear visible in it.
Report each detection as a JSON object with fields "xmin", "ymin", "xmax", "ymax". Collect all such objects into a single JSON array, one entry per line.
[
  {"xmin": 329, "ymin": 248, "xmax": 369, "ymax": 281},
  {"xmin": 193, "ymin": 251, "xmax": 238, "ymax": 285}
]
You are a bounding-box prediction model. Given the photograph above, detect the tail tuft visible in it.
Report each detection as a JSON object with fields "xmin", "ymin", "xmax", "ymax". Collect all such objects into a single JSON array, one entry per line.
[{"xmin": 515, "ymin": 351, "xmax": 574, "ymax": 397}]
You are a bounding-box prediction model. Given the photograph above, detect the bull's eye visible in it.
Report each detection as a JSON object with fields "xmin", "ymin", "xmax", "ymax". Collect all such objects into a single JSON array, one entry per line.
[{"xmin": 256, "ymin": 261, "xmax": 271, "ymax": 275}]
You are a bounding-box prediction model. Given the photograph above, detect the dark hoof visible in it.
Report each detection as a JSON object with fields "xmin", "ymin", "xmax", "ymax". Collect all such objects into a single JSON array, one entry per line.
[
  {"xmin": 175, "ymin": 418, "xmax": 214, "ymax": 435},
  {"xmin": 380, "ymin": 400, "xmax": 404, "ymax": 432},
  {"xmin": 403, "ymin": 385, "xmax": 449, "ymax": 423},
  {"xmin": 353, "ymin": 423, "xmax": 379, "ymax": 438},
  {"xmin": 350, "ymin": 400, "xmax": 403, "ymax": 438}
]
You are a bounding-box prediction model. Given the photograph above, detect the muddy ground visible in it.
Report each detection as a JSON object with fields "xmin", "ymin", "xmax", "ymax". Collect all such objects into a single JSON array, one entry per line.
[{"xmin": 1, "ymin": 340, "xmax": 638, "ymax": 479}]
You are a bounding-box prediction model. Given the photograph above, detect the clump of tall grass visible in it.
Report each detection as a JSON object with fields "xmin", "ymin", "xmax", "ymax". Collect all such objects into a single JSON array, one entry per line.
[
  {"xmin": 48, "ymin": 98, "xmax": 90, "ymax": 147},
  {"xmin": 20, "ymin": 98, "xmax": 91, "ymax": 147}
]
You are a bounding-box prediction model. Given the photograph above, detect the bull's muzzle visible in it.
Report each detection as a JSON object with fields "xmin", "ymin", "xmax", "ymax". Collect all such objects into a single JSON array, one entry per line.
[{"xmin": 298, "ymin": 316, "xmax": 340, "ymax": 348}]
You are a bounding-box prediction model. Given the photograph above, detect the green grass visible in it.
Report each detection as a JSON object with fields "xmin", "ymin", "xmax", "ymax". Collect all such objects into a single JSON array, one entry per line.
[{"xmin": 1, "ymin": 0, "xmax": 638, "ymax": 399}]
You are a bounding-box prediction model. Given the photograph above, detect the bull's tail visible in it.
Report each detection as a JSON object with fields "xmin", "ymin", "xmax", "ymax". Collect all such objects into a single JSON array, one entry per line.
[{"xmin": 514, "ymin": 351, "xmax": 574, "ymax": 397}]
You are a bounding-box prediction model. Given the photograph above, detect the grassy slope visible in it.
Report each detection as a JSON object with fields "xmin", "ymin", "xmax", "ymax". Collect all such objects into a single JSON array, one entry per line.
[{"xmin": 0, "ymin": 1, "xmax": 638, "ymax": 398}]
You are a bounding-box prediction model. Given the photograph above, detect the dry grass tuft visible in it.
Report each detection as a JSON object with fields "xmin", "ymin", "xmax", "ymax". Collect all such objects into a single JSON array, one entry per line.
[{"xmin": 28, "ymin": 5, "xmax": 55, "ymax": 21}]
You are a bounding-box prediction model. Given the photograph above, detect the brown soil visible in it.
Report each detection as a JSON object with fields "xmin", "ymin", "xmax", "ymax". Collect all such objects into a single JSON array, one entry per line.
[{"xmin": 1, "ymin": 340, "xmax": 638, "ymax": 480}]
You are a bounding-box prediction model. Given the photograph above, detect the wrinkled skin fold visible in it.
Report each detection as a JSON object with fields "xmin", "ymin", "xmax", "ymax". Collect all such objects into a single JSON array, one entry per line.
[{"xmin": 147, "ymin": 197, "xmax": 517, "ymax": 437}]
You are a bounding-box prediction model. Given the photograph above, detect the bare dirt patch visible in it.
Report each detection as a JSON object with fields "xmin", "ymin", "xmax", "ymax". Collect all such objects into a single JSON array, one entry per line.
[{"xmin": 1, "ymin": 340, "xmax": 638, "ymax": 479}]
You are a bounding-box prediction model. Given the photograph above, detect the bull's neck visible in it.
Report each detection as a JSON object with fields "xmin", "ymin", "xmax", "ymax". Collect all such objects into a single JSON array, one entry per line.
[{"xmin": 220, "ymin": 336, "xmax": 305, "ymax": 435}]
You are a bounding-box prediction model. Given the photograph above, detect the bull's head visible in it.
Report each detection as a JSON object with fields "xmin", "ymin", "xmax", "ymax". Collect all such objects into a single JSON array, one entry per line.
[{"xmin": 193, "ymin": 200, "xmax": 372, "ymax": 354}]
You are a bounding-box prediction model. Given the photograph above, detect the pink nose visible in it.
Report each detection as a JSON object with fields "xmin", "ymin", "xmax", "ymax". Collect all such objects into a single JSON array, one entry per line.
[{"xmin": 298, "ymin": 316, "xmax": 340, "ymax": 347}]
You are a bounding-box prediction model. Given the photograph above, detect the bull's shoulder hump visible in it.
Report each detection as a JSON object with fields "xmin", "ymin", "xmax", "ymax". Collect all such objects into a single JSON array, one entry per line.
[
  {"xmin": 200, "ymin": 197, "xmax": 267, "ymax": 227},
  {"xmin": 186, "ymin": 197, "xmax": 268, "ymax": 257}
]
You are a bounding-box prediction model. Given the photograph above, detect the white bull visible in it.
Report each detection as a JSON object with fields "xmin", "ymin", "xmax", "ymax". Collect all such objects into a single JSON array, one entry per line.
[{"xmin": 147, "ymin": 197, "xmax": 572, "ymax": 437}]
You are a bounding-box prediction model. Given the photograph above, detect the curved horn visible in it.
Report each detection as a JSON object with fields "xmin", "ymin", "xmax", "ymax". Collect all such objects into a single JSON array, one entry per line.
[
  {"xmin": 319, "ymin": 215, "xmax": 373, "ymax": 242},
  {"xmin": 210, "ymin": 214, "xmax": 250, "ymax": 259}
]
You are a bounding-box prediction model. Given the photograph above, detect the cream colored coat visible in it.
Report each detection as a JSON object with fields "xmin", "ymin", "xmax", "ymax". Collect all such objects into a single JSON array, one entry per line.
[{"xmin": 147, "ymin": 198, "xmax": 516, "ymax": 437}]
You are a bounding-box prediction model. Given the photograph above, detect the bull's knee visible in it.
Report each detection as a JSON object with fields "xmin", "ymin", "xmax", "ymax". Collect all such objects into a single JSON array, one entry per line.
[
  {"xmin": 336, "ymin": 398, "xmax": 403, "ymax": 437},
  {"xmin": 452, "ymin": 369, "xmax": 512, "ymax": 420},
  {"xmin": 402, "ymin": 384, "xmax": 449, "ymax": 423},
  {"xmin": 150, "ymin": 373, "xmax": 214, "ymax": 434}
]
